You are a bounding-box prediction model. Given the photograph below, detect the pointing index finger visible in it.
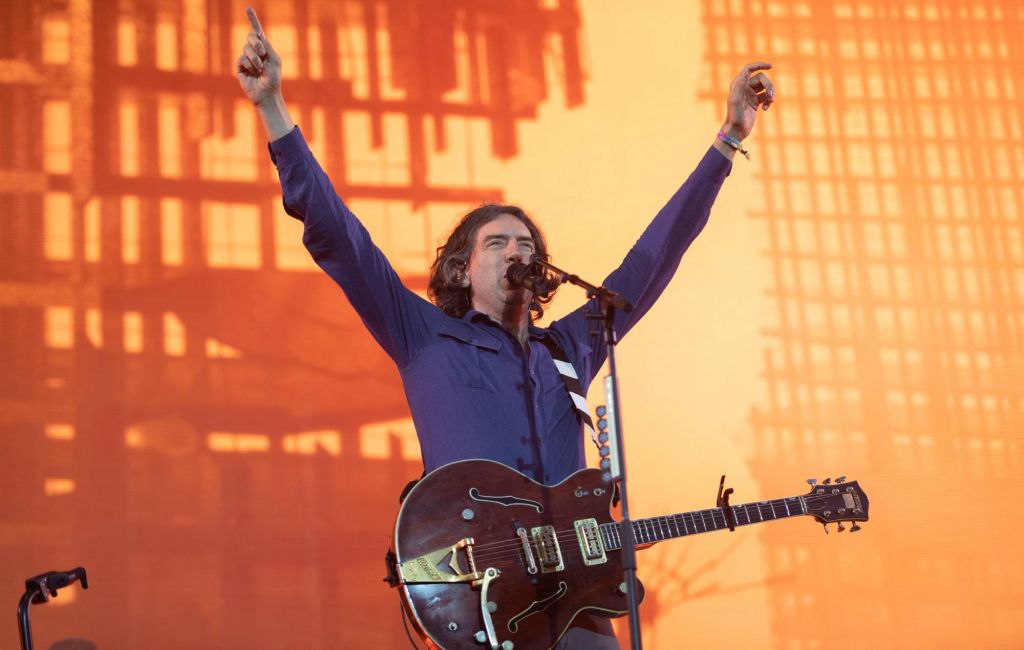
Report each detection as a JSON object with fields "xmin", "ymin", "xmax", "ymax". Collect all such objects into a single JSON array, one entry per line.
[{"xmin": 246, "ymin": 7, "xmax": 264, "ymax": 37}]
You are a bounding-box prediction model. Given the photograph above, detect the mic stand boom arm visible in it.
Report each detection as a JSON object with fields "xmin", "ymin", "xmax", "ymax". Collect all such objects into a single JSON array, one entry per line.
[{"xmin": 530, "ymin": 255, "xmax": 643, "ymax": 650}]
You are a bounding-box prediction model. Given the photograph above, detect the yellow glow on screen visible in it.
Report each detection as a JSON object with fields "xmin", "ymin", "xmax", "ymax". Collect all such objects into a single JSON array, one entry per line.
[
  {"xmin": 44, "ymin": 478, "xmax": 75, "ymax": 496},
  {"xmin": 282, "ymin": 431, "xmax": 342, "ymax": 456},
  {"xmin": 208, "ymin": 432, "xmax": 270, "ymax": 453},
  {"xmin": 45, "ymin": 423, "xmax": 75, "ymax": 440}
]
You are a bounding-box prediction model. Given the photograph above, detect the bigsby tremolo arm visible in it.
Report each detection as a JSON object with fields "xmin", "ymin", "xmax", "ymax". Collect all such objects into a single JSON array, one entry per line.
[{"xmin": 398, "ymin": 537, "xmax": 484, "ymax": 584}]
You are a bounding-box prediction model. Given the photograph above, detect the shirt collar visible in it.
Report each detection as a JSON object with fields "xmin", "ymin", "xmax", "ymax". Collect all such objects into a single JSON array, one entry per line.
[{"xmin": 462, "ymin": 309, "xmax": 551, "ymax": 342}]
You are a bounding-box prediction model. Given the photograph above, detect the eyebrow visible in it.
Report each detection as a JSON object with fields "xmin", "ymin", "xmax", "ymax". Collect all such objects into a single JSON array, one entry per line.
[{"xmin": 482, "ymin": 234, "xmax": 535, "ymax": 244}]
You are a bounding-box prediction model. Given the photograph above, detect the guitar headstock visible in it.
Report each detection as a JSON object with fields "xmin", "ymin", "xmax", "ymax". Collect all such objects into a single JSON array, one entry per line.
[{"xmin": 803, "ymin": 476, "xmax": 869, "ymax": 533}]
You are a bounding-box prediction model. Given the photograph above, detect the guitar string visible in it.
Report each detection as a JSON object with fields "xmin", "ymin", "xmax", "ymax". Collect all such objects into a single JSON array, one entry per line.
[
  {"xmin": 465, "ymin": 492, "xmax": 855, "ymax": 565},
  {"xmin": 468, "ymin": 491, "xmax": 852, "ymax": 561},
  {"xmin": 467, "ymin": 491, "xmax": 846, "ymax": 555}
]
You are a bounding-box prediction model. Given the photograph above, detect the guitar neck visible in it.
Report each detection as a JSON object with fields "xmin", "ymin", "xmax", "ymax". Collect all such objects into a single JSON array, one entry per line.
[{"xmin": 600, "ymin": 495, "xmax": 806, "ymax": 549}]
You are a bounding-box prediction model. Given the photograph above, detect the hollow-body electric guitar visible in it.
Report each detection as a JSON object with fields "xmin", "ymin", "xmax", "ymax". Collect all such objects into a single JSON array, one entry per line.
[{"xmin": 390, "ymin": 459, "xmax": 869, "ymax": 650}]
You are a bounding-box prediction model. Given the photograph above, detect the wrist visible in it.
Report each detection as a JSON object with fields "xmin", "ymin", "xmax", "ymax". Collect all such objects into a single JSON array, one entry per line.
[
  {"xmin": 256, "ymin": 93, "xmax": 295, "ymax": 141},
  {"xmin": 715, "ymin": 128, "xmax": 749, "ymax": 161}
]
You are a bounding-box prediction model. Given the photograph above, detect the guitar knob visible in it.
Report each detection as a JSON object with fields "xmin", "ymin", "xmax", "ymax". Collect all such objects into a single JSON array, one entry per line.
[
  {"xmin": 806, "ymin": 479, "xmax": 817, "ymax": 487},
  {"xmin": 596, "ymin": 405, "xmax": 607, "ymax": 417},
  {"xmin": 850, "ymin": 523, "xmax": 862, "ymax": 532},
  {"xmin": 599, "ymin": 446, "xmax": 610, "ymax": 457},
  {"xmin": 501, "ymin": 641, "xmax": 515, "ymax": 650},
  {"xmin": 475, "ymin": 631, "xmax": 487, "ymax": 643}
]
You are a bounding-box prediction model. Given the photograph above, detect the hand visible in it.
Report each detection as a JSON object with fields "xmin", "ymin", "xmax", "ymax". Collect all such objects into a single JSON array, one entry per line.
[
  {"xmin": 721, "ymin": 62, "xmax": 775, "ymax": 141},
  {"xmin": 236, "ymin": 7, "xmax": 282, "ymax": 106}
]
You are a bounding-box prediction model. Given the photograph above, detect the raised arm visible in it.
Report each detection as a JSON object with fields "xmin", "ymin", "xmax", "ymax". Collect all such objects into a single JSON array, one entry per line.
[
  {"xmin": 235, "ymin": 8, "xmax": 435, "ymax": 366},
  {"xmin": 552, "ymin": 62, "xmax": 776, "ymax": 378}
]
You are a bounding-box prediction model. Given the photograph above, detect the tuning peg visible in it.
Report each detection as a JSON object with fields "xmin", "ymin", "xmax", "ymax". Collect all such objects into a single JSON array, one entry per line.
[
  {"xmin": 850, "ymin": 523, "xmax": 862, "ymax": 532},
  {"xmin": 807, "ymin": 479, "xmax": 818, "ymax": 487},
  {"xmin": 822, "ymin": 523, "xmax": 829, "ymax": 535},
  {"xmin": 837, "ymin": 522, "xmax": 846, "ymax": 532},
  {"xmin": 823, "ymin": 477, "xmax": 832, "ymax": 485},
  {"xmin": 836, "ymin": 475, "xmax": 847, "ymax": 484}
]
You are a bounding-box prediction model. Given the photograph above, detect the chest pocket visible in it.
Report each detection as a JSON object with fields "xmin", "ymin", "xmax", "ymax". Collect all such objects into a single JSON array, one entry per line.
[{"xmin": 438, "ymin": 320, "xmax": 503, "ymax": 392}]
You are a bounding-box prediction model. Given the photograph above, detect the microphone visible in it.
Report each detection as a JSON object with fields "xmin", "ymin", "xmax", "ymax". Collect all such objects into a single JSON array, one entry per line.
[{"xmin": 505, "ymin": 262, "xmax": 551, "ymax": 296}]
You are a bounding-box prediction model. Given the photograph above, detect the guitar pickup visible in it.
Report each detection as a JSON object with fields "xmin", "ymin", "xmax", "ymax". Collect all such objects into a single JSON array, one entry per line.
[
  {"xmin": 574, "ymin": 518, "xmax": 607, "ymax": 566},
  {"xmin": 531, "ymin": 525, "xmax": 564, "ymax": 573}
]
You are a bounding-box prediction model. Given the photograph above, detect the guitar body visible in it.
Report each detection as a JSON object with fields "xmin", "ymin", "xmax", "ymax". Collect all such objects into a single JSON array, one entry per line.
[{"xmin": 394, "ymin": 459, "xmax": 637, "ymax": 650}]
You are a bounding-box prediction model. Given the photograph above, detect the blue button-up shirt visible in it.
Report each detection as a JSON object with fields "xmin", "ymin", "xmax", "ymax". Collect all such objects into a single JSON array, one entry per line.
[{"xmin": 269, "ymin": 128, "xmax": 730, "ymax": 484}]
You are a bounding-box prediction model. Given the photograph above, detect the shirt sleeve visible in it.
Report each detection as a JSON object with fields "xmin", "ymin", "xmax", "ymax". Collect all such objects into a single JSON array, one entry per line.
[
  {"xmin": 550, "ymin": 145, "xmax": 733, "ymax": 382},
  {"xmin": 268, "ymin": 127, "xmax": 435, "ymax": 368}
]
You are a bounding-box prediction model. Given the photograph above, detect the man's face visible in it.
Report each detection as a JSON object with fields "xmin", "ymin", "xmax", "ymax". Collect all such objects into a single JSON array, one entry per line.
[{"xmin": 464, "ymin": 213, "xmax": 537, "ymax": 318}]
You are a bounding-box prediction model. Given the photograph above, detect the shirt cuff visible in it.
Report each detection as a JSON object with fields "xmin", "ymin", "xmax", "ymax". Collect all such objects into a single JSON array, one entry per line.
[
  {"xmin": 267, "ymin": 126, "xmax": 310, "ymax": 169},
  {"xmin": 702, "ymin": 144, "xmax": 733, "ymax": 178}
]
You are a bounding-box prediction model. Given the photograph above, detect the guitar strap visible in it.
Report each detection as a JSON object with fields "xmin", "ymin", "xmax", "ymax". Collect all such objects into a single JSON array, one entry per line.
[{"xmin": 538, "ymin": 336, "xmax": 602, "ymax": 453}]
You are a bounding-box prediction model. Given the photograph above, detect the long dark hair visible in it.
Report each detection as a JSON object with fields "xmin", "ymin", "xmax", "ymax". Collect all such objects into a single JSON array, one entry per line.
[{"xmin": 428, "ymin": 204, "xmax": 555, "ymax": 320}]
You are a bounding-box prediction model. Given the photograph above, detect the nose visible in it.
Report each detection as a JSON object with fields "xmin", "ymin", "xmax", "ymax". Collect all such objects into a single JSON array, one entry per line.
[{"xmin": 506, "ymin": 243, "xmax": 524, "ymax": 263}]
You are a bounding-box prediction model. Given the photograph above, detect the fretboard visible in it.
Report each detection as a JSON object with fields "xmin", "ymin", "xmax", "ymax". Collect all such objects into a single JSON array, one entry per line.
[{"xmin": 599, "ymin": 496, "xmax": 806, "ymax": 550}]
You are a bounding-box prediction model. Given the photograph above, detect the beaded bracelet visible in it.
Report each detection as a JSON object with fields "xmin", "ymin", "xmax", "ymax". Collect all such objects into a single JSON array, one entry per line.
[{"xmin": 717, "ymin": 131, "xmax": 750, "ymax": 160}]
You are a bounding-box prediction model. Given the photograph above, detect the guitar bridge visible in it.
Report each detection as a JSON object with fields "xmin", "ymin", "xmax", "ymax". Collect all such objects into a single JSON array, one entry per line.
[{"xmin": 397, "ymin": 537, "xmax": 484, "ymax": 584}]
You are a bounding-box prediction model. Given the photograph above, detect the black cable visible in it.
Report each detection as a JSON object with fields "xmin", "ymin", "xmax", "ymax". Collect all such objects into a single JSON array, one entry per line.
[{"xmin": 399, "ymin": 596, "xmax": 426, "ymax": 650}]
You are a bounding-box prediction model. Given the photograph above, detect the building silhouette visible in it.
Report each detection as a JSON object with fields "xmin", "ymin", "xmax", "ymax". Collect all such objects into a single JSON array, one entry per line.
[
  {"xmin": 701, "ymin": 1, "xmax": 1024, "ymax": 648},
  {"xmin": 0, "ymin": 1, "xmax": 586, "ymax": 647}
]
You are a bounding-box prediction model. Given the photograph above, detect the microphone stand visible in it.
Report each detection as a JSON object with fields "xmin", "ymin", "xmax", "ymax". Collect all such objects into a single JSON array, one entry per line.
[
  {"xmin": 531, "ymin": 256, "xmax": 644, "ymax": 650},
  {"xmin": 18, "ymin": 567, "xmax": 89, "ymax": 650}
]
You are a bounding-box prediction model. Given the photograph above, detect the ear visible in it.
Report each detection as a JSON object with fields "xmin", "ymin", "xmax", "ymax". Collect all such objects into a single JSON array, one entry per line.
[{"xmin": 454, "ymin": 260, "xmax": 470, "ymax": 288}]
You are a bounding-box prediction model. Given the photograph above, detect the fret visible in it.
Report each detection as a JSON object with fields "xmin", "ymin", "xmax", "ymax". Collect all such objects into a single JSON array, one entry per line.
[
  {"xmin": 757, "ymin": 503, "xmax": 764, "ymax": 521},
  {"xmin": 655, "ymin": 517, "xmax": 664, "ymax": 540},
  {"xmin": 784, "ymin": 499, "xmax": 791, "ymax": 516},
  {"xmin": 634, "ymin": 521, "xmax": 645, "ymax": 544},
  {"xmin": 671, "ymin": 514, "xmax": 681, "ymax": 538}
]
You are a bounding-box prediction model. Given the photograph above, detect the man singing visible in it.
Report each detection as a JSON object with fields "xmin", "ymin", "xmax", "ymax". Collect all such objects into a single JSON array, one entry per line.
[{"xmin": 236, "ymin": 7, "xmax": 773, "ymax": 648}]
